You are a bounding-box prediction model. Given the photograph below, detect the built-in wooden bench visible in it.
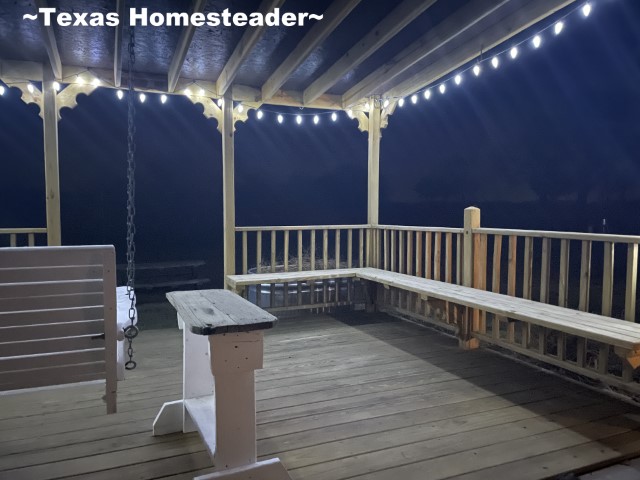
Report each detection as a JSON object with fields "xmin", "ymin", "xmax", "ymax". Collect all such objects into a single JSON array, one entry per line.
[
  {"xmin": 227, "ymin": 267, "xmax": 640, "ymax": 393},
  {"xmin": 0, "ymin": 246, "xmax": 118, "ymax": 413},
  {"xmin": 153, "ymin": 289, "xmax": 292, "ymax": 480}
]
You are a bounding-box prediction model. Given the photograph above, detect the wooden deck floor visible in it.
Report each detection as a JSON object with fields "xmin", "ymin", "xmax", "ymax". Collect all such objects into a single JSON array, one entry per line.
[{"xmin": 2, "ymin": 311, "xmax": 640, "ymax": 480}]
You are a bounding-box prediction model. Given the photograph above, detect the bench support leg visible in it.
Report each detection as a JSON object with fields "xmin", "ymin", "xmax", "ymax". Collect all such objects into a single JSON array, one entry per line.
[{"xmin": 458, "ymin": 306, "xmax": 480, "ymax": 350}]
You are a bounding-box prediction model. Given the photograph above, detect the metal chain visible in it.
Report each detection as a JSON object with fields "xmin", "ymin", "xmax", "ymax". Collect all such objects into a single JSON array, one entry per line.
[{"xmin": 124, "ymin": 24, "xmax": 139, "ymax": 370}]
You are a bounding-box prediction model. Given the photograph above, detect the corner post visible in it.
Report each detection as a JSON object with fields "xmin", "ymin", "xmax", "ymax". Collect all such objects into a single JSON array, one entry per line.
[
  {"xmin": 42, "ymin": 64, "xmax": 62, "ymax": 245},
  {"xmin": 461, "ymin": 206, "xmax": 481, "ymax": 349},
  {"xmin": 222, "ymin": 90, "xmax": 236, "ymax": 282},
  {"xmin": 367, "ymin": 98, "xmax": 381, "ymax": 268}
]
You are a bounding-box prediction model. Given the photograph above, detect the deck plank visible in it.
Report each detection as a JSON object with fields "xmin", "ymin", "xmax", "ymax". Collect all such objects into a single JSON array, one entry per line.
[{"xmin": 1, "ymin": 311, "xmax": 639, "ymax": 480}]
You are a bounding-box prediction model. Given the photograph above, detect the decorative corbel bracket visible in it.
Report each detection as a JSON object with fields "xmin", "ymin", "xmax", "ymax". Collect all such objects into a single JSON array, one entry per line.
[
  {"xmin": 11, "ymin": 82, "xmax": 44, "ymax": 118},
  {"xmin": 57, "ymin": 83, "xmax": 98, "ymax": 120}
]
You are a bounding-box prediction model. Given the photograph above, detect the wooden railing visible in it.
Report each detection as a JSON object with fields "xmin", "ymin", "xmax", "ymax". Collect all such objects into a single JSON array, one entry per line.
[{"xmin": 0, "ymin": 228, "xmax": 47, "ymax": 247}]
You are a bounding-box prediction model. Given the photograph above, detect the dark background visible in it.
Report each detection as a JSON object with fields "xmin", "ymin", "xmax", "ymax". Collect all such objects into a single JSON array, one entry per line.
[{"xmin": 1, "ymin": 0, "xmax": 639, "ymax": 288}]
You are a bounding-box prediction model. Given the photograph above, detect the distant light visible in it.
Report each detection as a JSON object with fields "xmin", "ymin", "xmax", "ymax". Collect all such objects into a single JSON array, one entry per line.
[
  {"xmin": 510, "ymin": 47, "xmax": 519, "ymax": 60},
  {"xmin": 411, "ymin": 94, "xmax": 418, "ymax": 104},
  {"xmin": 454, "ymin": 74, "xmax": 462, "ymax": 86},
  {"xmin": 347, "ymin": 109, "xmax": 354, "ymax": 118},
  {"xmin": 439, "ymin": 84, "xmax": 446, "ymax": 94},
  {"xmin": 139, "ymin": 93, "xmax": 146, "ymax": 103},
  {"xmin": 331, "ymin": 112, "xmax": 338, "ymax": 122},
  {"xmin": 424, "ymin": 89, "xmax": 431, "ymax": 100},
  {"xmin": 184, "ymin": 88, "xmax": 192, "ymax": 96},
  {"xmin": 382, "ymin": 99, "xmax": 390, "ymax": 108},
  {"xmin": 77, "ymin": 76, "xmax": 85, "ymax": 85},
  {"xmin": 237, "ymin": 104, "xmax": 244, "ymax": 113},
  {"xmin": 256, "ymin": 109, "xmax": 263, "ymax": 120},
  {"xmin": 52, "ymin": 81, "xmax": 60, "ymax": 91},
  {"xmin": 0, "ymin": 85, "xmax": 4, "ymax": 96},
  {"xmin": 532, "ymin": 35, "xmax": 542, "ymax": 49},
  {"xmin": 582, "ymin": 2, "xmax": 591, "ymax": 17},
  {"xmin": 491, "ymin": 56, "xmax": 500, "ymax": 69},
  {"xmin": 296, "ymin": 115, "xmax": 302, "ymax": 125},
  {"xmin": 398, "ymin": 98, "xmax": 405, "ymax": 107},
  {"xmin": 554, "ymin": 21, "xmax": 564, "ymax": 35},
  {"xmin": 92, "ymin": 78, "xmax": 101, "ymax": 87},
  {"xmin": 160, "ymin": 94, "xmax": 168, "ymax": 104},
  {"xmin": 277, "ymin": 114, "xmax": 284, "ymax": 124},
  {"xmin": 473, "ymin": 65, "xmax": 481, "ymax": 77},
  {"xmin": 365, "ymin": 102, "xmax": 370, "ymax": 111},
  {"xmin": 217, "ymin": 98, "xmax": 223, "ymax": 107},
  {"xmin": 199, "ymin": 88, "xmax": 205, "ymax": 96},
  {"xmin": 313, "ymin": 115, "xmax": 319, "ymax": 125},
  {"xmin": 116, "ymin": 90, "xmax": 124, "ymax": 100},
  {"xmin": 27, "ymin": 83, "xmax": 34, "ymax": 94}
]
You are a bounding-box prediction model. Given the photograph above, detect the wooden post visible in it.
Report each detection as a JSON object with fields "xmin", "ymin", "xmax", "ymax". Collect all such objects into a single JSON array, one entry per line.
[
  {"xmin": 43, "ymin": 65, "xmax": 62, "ymax": 246},
  {"xmin": 367, "ymin": 98, "xmax": 381, "ymax": 267},
  {"xmin": 222, "ymin": 90, "xmax": 235, "ymax": 282},
  {"xmin": 461, "ymin": 207, "xmax": 481, "ymax": 350}
]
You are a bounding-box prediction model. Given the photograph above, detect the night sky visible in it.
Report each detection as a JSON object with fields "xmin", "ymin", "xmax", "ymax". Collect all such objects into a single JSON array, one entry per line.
[{"xmin": 1, "ymin": 0, "xmax": 639, "ymax": 286}]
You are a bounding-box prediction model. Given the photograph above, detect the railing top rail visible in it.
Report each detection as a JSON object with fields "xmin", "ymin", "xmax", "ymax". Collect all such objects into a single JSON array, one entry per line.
[
  {"xmin": 474, "ymin": 227, "xmax": 640, "ymax": 244},
  {"xmin": 377, "ymin": 225, "xmax": 464, "ymax": 234},
  {"xmin": 235, "ymin": 224, "xmax": 371, "ymax": 232},
  {"xmin": 0, "ymin": 228, "xmax": 47, "ymax": 235}
]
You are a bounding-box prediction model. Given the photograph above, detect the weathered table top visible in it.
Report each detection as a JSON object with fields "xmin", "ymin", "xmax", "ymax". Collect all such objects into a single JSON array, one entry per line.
[{"xmin": 166, "ymin": 289, "xmax": 277, "ymax": 335}]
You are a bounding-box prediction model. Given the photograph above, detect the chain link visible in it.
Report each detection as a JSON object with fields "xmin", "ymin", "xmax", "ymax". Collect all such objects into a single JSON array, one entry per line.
[{"xmin": 125, "ymin": 24, "xmax": 138, "ymax": 370}]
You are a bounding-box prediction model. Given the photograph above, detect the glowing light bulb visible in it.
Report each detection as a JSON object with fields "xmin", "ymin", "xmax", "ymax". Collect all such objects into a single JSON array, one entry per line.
[
  {"xmin": 92, "ymin": 78, "xmax": 100, "ymax": 87},
  {"xmin": 184, "ymin": 88, "xmax": 192, "ymax": 96},
  {"xmin": 454, "ymin": 74, "xmax": 462, "ymax": 86},
  {"xmin": 0, "ymin": 85, "xmax": 5, "ymax": 96},
  {"xmin": 398, "ymin": 98, "xmax": 405, "ymax": 107},
  {"xmin": 331, "ymin": 112, "xmax": 337, "ymax": 122},
  {"xmin": 347, "ymin": 109, "xmax": 353, "ymax": 118},
  {"xmin": 383, "ymin": 99, "xmax": 390, "ymax": 108},
  {"xmin": 27, "ymin": 83, "xmax": 34, "ymax": 94},
  {"xmin": 582, "ymin": 2, "xmax": 591, "ymax": 17},
  {"xmin": 411, "ymin": 94, "xmax": 418, "ymax": 104},
  {"xmin": 365, "ymin": 102, "xmax": 370, "ymax": 111},
  {"xmin": 77, "ymin": 76, "xmax": 85, "ymax": 85},
  {"xmin": 491, "ymin": 56, "xmax": 500, "ymax": 69},
  {"xmin": 424, "ymin": 89, "xmax": 431, "ymax": 100},
  {"xmin": 296, "ymin": 115, "xmax": 302, "ymax": 125},
  {"xmin": 199, "ymin": 88, "xmax": 205, "ymax": 96},
  {"xmin": 116, "ymin": 90, "xmax": 124, "ymax": 100},
  {"xmin": 313, "ymin": 115, "xmax": 319, "ymax": 125},
  {"xmin": 439, "ymin": 84, "xmax": 446, "ymax": 94},
  {"xmin": 510, "ymin": 47, "xmax": 519, "ymax": 60},
  {"xmin": 217, "ymin": 98, "xmax": 223, "ymax": 107},
  {"xmin": 237, "ymin": 104, "xmax": 244, "ymax": 113},
  {"xmin": 52, "ymin": 81, "xmax": 60, "ymax": 91},
  {"xmin": 532, "ymin": 35, "xmax": 542, "ymax": 49},
  {"xmin": 160, "ymin": 94, "xmax": 167, "ymax": 104},
  {"xmin": 256, "ymin": 109, "xmax": 263, "ymax": 120},
  {"xmin": 473, "ymin": 65, "xmax": 481, "ymax": 77},
  {"xmin": 139, "ymin": 93, "xmax": 146, "ymax": 103},
  {"xmin": 554, "ymin": 21, "xmax": 564, "ymax": 35},
  {"xmin": 277, "ymin": 114, "xmax": 284, "ymax": 124}
]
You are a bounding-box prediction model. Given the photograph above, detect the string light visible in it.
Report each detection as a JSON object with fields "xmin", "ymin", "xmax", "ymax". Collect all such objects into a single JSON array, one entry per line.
[
  {"xmin": 532, "ymin": 35, "xmax": 542, "ymax": 49},
  {"xmin": 331, "ymin": 112, "xmax": 338, "ymax": 122},
  {"xmin": 256, "ymin": 109, "xmax": 263, "ymax": 120},
  {"xmin": 139, "ymin": 93, "xmax": 146, "ymax": 103},
  {"xmin": 398, "ymin": 98, "xmax": 405, "ymax": 107},
  {"xmin": 277, "ymin": 114, "xmax": 284, "ymax": 124},
  {"xmin": 510, "ymin": 47, "xmax": 519, "ymax": 59},
  {"xmin": 296, "ymin": 115, "xmax": 302, "ymax": 125},
  {"xmin": 53, "ymin": 81, "xmax": 61, "ymax": 91},
  {"xmin": 383, "ymin": 99, "xmax": 390, "ymax": 108},
  {"xmin": 411, "ymin": 94, "xmax": 418, "ymax": 104},
  {"xmin": 217, "ymin": 98, "xmax": 223, "ymax": 107},
  {"xmin": 439, "ymin": 84, "xmax": 446, "ymax": 94},
  {"xmin": 0, "ymin": 85, "xmax": 4, "ymax": 96},
  {"xmin": 347, "ymin": 109, "xmax": 354, "ymax": 117},
  {"xmin": 491, "ymin": 56, "xmax": 500, "ymax": 69},
  {"xmin": 313, "ymin": 115, "xmax": 320, "ymax": 125},
  {"xmin": 473, "ymin": 65, "xmax": 481, "ymax": 77},
  {"xmin": 116, "ymin": 90, "xmax": 124, "ymax": 100},
  {"xmin": 582, "ymin": 2, "xmax": 591, "ymax": 17},
  {"xmin": 424, "ymin": 89, "xmax": 431, "ymax": 100},
  {"xmin": 554, "ymin": 21, "xmax": 564, "ymax": 35},
  {"xmin": 365, "ymin": 101, "xmax": 370, "ymax": 111},
  {"xmin": 27, "ymin": 83, "xmax": 34, "ymax": 94},
  {"xmin": 237, "ymin": 104, "xmax": 244, "ymax": 113},
  {"xmin": 92, "ymin": 78, "xmax": 101, "ymax": 87},
  {"xmin": 160, "ymin": 94, "xmax": 167, "ymax": 104},
  {"xmin": 199, "ymin": 88, "xmax": 205, "ymax": 96},
  {"xmin": 454, "ymin": 74, "xmax": 462, "ymax": 86},
  {"xmin": 184, "ymin": 88, "xmax": 192, "ymax": 96},
  {"xmin": 77, "ymin": 76, "xmax": 85, "ymax": 85}
]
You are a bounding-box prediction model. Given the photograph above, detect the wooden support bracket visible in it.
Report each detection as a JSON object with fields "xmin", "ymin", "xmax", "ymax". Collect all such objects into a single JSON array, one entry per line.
[{"xmin": 614, "ymin": 346, "xmax": 640, "ymax": 370}]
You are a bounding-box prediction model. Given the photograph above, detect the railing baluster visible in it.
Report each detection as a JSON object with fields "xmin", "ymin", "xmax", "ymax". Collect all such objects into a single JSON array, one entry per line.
[
  {"xmin": 10, "ymin": 234, "xmax": 16, "ymax": 247},
  {"xmin": 445, "ymin": 232, "xmax": 453, "ymax": 284},
  {"xmin": 415, "ymin": 231, "xmax": 423, "ymax": 277},
  {"xmin": 473, "ymin": 233, "xmax": 488, "ymax": 334},
  {"xmin": 323, "ymin": 229, "xmax": 329, "ymax": 270},
  {"xmin": 390, "ymin": 230, "xmax": 396, "ymax": 272},
  {"xmin": 271, "ymin": 231, "xmax": 277, "ymax": 273},
  {"xmin": 602, "ymin": 242, "xmax": 614, "ymax": 317},
  {"xmin": 335, "ymin": 230, "xmax": 341, "ymax": 269},
  {"xmin": 558, "ymin": 239, "xmax": 570, "ymax": 307},
  {"xmin": 383, "ymin": 229, "xmax": 389, "ymax": 270},
  {"xmin": 406, "ymin": 230, "xmax": 413, "ymax": 276},
  {"xmin": 399, "ymin": 230, "xmax": 405, "ymax": 274},
  {"xmin": 347, "ymin": 229, "xmax": 353, "ymax": 268},
  {"xmin": 242, "ymin": 231, "xmax": 248, "ymax": 274},
  {"xmin": 456, "ymin": 233, "xmax": 462, "ymax": 285},
  {"xmin": 492, "ymin": 235, "xmax": 503, "ymax": 340},
  {"xmin": 508, "ymin": 236, "xmax": 517, "ymax": 297},
  {"xmin": 579, "ymin": 240, "xmax": 592, "ymax": 312},
  {"xmin": 297, "ymin": 230, "xmax": 303, "ymax": 306},
  {"xmin": 256, "ymin": 231, "xmax": 262, "ymax": 274},
  {"xmin": 425, "ymin": 232, "xmax": 432, "ymax": 279},
  {"xmin": 28, "ymin": 233, "xmax": 35, "ymax": 247},
  {"xmin": 310, "ymin": 230, "xmax": 316, "ymax": 270},
  {"xmin": 523, "ymin": 237, "xmax": 533, "ymax": 300},
  {"xmin": 625, "ymin": 244, "xmax": 638, "ymax": 322},
  {"xmin": 284, "ymin": 231, "xmax": 289, "ymax": 272},
  {"xmin": 359, "ymin": 228, "xmax": 364, "ymax": 268},
  {"xmin": 434, "ymin": 232, "xmax": 442, "ymax": 281},
  {"xmin": 540, "ymin": 238, "xmax": 551, "ymax": 303}
]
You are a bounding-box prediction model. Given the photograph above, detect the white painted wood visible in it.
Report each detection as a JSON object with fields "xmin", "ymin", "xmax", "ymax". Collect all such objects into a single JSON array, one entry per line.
[
  {"xmin": 222, "ymin": 89, "xmax": 236, "ymax": 280},
  {"xmin": 42, "ymin": 64, "xmax": 61, "ymax": 246},
  {"xmin": 185, "ymin": 396, "xmax": 217, "ymax": 457},
  {"xmin": 152, "ymin": 399, "xmax": 184, "ymax": 436},
  {"xmin": 113, "ymin": 0, "xmax": 124, "ymax": 87},
  {"xmin": 195, "ymin": 458, "xmax": 292, "ymax": 480},
  {"xmin": 367, "ymin": 100, "xmax": 381, "ymax": 242},
  {"xmin": 36, "ymin": 0, "xmax": 62, "ymax": 80},
  {"xmin": 167, "ymin": 0, "xmax": 207, "ymax": 92}
]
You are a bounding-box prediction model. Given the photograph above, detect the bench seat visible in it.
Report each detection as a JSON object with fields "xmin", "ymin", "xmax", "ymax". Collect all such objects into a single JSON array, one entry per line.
[{"xmin": 226, "ymin": 268, "xmax": 359, "ymax": 290}]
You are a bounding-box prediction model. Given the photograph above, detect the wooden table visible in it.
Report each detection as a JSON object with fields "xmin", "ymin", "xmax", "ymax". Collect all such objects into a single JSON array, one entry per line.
[{"xmin": 152, "ymin": 289, "xmax": 292, "ymax": 480}]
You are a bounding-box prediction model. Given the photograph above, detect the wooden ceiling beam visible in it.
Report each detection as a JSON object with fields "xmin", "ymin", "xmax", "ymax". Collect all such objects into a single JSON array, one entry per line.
[
  {"xmin": 261, "ymin": 0, "xmax": 362, "ymax": 102},
  {"xmin": 167, "ymin": 0, "xmax": 207, "ymax": 93},
  {"xmin": 35, "ymin": 0, "xmax": 62, "ymax": 80},
  {"xmin": 216, "ymin": 0, "xmax": 286, "ymax": 96},
  {"xmin": 113, "ymin": 0, "xmax": 124, "ymax": 87},
  {"xmin": 342, "ymin": 0, "xmax": 510, "ymax": 107},
  {"xmin": 385, "ymin": 0, "xmax": 576, "ymax": 100},
  {"xmin": 303, "ymin": 0, "xmax": 439, "ymax": 106}
]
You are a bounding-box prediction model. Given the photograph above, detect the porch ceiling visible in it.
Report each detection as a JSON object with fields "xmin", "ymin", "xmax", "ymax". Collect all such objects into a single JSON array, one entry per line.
[{"xmin": 0, "ymin": 0, "xmax": 576, "ymax": 110}]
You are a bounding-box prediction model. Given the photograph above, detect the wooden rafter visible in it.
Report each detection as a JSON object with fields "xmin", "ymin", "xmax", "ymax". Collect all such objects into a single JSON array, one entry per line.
[
  {"xmin": 216, "ymin": 0, "xmax": 285, "ymax": 96},
  {"xmin": 303, "ymin": 0, "xmax": 439, "ymax": 106},
  {"xmin": 35, "ymin": 0, "xmax": 62, "ymax": 80},
  {"xmin": 261, "ymin": 0, "xmax": 362, "ymax": 102},
  {"xmin": 342, "ymin": 0, "xmax": 511, "ymax": 107},
  {"xmin": 167, "ymin": 0, "xmax": 207, "ymax": 93},
  {"xmin": 113, "ymin": 0, "xmax": 124, "ymax": 87},
  {"xmin": 385, "ymin": 0, "xmax": 576, "ymax": 100}
]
